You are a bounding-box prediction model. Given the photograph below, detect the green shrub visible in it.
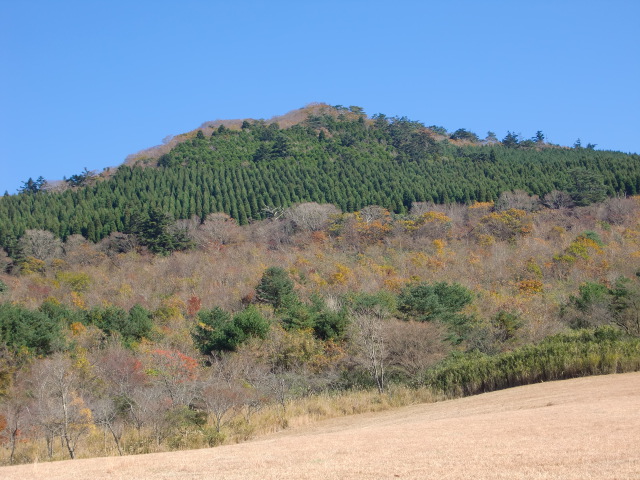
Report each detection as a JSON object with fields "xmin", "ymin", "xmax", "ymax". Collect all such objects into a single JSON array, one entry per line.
[
  {"xmin": 0, "ymin": 302, "xmax": 65, "ymax": 355},
  {"xmin": 84, "ymin": 304, "xmax": 153, "ymax": 344},
  {"xmin": 193, "ymin": 305, "xmax": 269, "ymax": 354},
  {"xmin": 398, "ymin": 281, "xmax": 473, "ymax": 322},
  {"xmin": 419, "ymin": 327, "xmax": 640, "ymax": 397}
]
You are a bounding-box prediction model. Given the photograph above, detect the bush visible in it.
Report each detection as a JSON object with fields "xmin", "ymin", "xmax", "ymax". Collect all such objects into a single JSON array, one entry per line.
[
  {"xmin": 398, "ymin": 282, "xmax": 472, "ymax": 323},
  {"xmin": 0, "ymin": 303, "xmax": 65, "ymax": 355},
  {"xmin": 193, "ymin": 305, "xmax": 269, "ymax": 354},
  {"xmin": 84, "ymin": 304, "xmax": 152, "ymax": 344},
  {"xmin": 419, "ymin": 327, "xmax": 640, "ymax": 397}
]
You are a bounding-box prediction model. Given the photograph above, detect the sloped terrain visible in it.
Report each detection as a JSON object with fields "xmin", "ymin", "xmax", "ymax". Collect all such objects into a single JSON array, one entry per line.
[{"xmin": 3, "ymin": 372, "xmax": 639, "ymax": 480}]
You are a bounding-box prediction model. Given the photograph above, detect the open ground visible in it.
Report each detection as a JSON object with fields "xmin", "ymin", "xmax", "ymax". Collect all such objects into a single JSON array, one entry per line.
[{"xmin": 3, "ymin": 372, "xmax": 639, "ymax": 480}]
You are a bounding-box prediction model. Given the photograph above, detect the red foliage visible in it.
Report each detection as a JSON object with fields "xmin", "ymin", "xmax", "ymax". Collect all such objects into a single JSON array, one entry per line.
[
  {"xmin": 151, "ymin": 349, "xmax": 199, "ymax": 381},
  {"xmin": 187, "ymin": 295, "xmax": 202, "ymax": 316}
]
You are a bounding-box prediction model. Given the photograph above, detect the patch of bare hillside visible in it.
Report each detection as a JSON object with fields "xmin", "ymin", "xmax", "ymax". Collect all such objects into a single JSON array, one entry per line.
[
  {"xmin": 3, "ymin": 372, "xmax": 639, "ymax": 480},
  {"xmin": 124, "ymin": 102, "xmax": 338, "ymax": 166}
]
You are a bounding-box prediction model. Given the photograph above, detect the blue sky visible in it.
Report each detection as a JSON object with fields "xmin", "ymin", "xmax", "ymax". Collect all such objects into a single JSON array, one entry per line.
[{"xmin": 1, "ymin": 0, "xmax": 639, "ymax": 194}]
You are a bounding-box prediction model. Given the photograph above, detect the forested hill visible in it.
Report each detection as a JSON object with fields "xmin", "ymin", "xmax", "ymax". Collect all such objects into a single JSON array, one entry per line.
[{"xmin": 1, "ymin": 105, "xmax": 640, "ymax": 250}]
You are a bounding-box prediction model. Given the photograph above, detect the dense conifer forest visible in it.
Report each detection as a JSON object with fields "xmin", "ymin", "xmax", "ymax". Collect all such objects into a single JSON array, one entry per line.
[{"xmin": 1, "ymin": 105, "xmax": 639, "ymax": 251}]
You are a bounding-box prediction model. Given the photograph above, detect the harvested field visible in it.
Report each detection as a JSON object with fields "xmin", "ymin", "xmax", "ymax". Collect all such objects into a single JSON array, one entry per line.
[{"xmin": 3, "ymin": 372, "xmax": 640, "ymax": 479}]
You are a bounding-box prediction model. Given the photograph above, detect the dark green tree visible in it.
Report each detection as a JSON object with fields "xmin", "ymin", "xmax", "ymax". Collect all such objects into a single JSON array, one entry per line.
[
  {"xmin": 398, "ymin": 282, "xmax": 474, "ymax": 344},
  {"xmin": 501, "ymin": 132, "xmax": 520, "ymax": 148},
  {"xmin": 567, "ymin": 168, "xmax": 606, "ymax": 206},
  {"xmin": 19, "ymin": 176, "xmax": 46, "ymax": 194},
  {"xmin": 192, "ymin": 305, "xmax": 269, "ymax": 353},
  {"xmin": 450, "ymin": 129, "xmax": 480, "ymax": 142},
  {"xmin": 255, "ymin": 267, "xmax": 296, "ymax": 310},
  {"xmin": 133, "ymin": 207, "xmax": 193, "ymax": 255},
  {"xmin": 192, "ymin": 307, "xmax": 233, "ymax": 354},
  {"xmin": 0, "ymin": 303, "xmax": 65, "ymax": 355}
]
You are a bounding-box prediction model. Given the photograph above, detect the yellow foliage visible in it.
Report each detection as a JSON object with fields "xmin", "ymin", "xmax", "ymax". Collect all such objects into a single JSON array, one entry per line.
[
  {"xmin": 525, "ymin": 258, "xmax": 543, "ymax": 279},
  {"xmin": 622, "ymin": 228, "xmax": 640, "ymax": 244},
  {"xmin": 479, "ymin": 209, "xmax": 533, "ymax": 239},
  {"xmin": 72, "ymin": 346, "xmax": 93, "ymax": 373},
  {"xmin": 383, "ymin": 277, "xmax": 406, "ymax": 292},
  {"xmin": 410, "ymin": 252, "xmax": 429, "ymax": 267},
  {"xmin": 469, "ymin": 201, "xmax": 494, "ymax": 210},
  {"xmin": 43, "ymin": 295, "xmax": 61, "ymax": 306},
  {"xmin": 50, "ymin": 258, "xmax": 67, "ymax": 271},
  {"xmin": 371, "ymin": 263, "xmax": 397, "ymax": 277},
  {"xmin": 467, "ymin": 253, "xmax": 481, "ymax": 265},
  {"xmin": 477, "ymin": 234, "xmax": 495, "ymax": 246},
  {"xmin": 329, "ymin": 264, "xmax": 352, "ymax": 285},
  {"xmin": 309, "ymin": 272, "xmax": 327, "ymax": 286},
  {"xmin": 410, "ymin": 251, "xmax": 445, "ymax": 271},
  {"xmin": 294, "ymin": 255, "xmax": 311, "ymax": 267},
  {"xmin": 432, "ymin": 239, "xmax": 446, "ymax": 255},
  {"xmin": 20, "ymin": 256, "xmax": 46, "ymax": 275},
  {"xmin": 55, "ymin": 271, "xmax": 91, "ymax": 293},
  {"xmin": 71, "ymin": 291, "xmax": 87, "ymax": 310},
  {"xmin": 517, "ymin": 279, "xmax": 544, "ymax": 294},
  {"xmin": 565, "ymin": 235, "xmax": 603, "ymax": 260},
  {"xmin": 118, "ymin": 283, "xmax": 133, "ymax": 297}
]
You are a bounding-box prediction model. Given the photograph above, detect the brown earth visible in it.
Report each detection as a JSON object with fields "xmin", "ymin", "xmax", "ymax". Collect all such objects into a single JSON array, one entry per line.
[{"xmin": 3, "ymin": 373, "xmax": 640, "ymax": 480}]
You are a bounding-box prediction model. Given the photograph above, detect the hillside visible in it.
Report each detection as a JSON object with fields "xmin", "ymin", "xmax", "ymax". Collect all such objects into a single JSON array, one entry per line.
[
  {"xmin": 2, "ymin": 372, "xmax": 639, "ymax": 480},
  {"xmin": 1, "ymin": 104, "xmax": 639, "ymax": 247},
  {"xmin": 1, "ymin": 105, "xmax": 640, "ymax": 466}
]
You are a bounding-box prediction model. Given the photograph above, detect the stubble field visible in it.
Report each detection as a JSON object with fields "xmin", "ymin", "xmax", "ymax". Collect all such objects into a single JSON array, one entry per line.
[{"xmin": 3, "ymin": 372, "xmax": 639, "ymax": 480}]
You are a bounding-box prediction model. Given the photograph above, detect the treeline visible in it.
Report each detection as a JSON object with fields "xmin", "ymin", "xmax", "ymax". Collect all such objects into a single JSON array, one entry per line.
[{"xmin": 1, "ymin": 109, "xmax": 639, "ymax": 251}]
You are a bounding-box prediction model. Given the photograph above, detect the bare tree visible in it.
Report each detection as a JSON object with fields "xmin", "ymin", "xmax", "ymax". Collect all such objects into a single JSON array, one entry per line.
[
  {"xmin": 19, "ymin": 229, "xmax": 62, "ymax": 261},
  {"xmin": 197, "ymin": 355, "xmax": 247, "ymax": 433},
  {"xmin": 495, "ymin": 190, "xmax": 540, "ymax": 212},
  {"xmin": 28, "ymin": 354, "xmax": 92, "ymax": 459},
  {"xmin": 0, "ymin": 248, "xmax": 11, "ymax": 272},
  {"xmin": 262, "ymin": 205, "xmax": 285, "ymax": 220},
  {"xmin": 384, "ymin": 320, "xmax": 448, "ymax": 378},
  {"xmin": 64, "ymin": 234, "xmax": 106, "ymax": 266},
  {"xmin": 542, "ymin": 190, "xmax": 574, "ymax": 209},
  {"xmin": 0, "ymin": 375, "xmax": 30, "ymax": 464},
  {"xmin": 285, "ymin": 202, "xmax": 340, "ymax": 232},
  {"xmin": 90, "ymin": 344, "xmax": 149, "ymax": 454},
  {"xmin": 195, "ymin": 213, "xmax": 242, "ymax": 248},
  {"xmin": 352, "ymin": 309, "xmax": 388, "ymax": 394},
  {"xmin": 357, "ymin": 205, "xmax": 389, "ymax": 224},
  {"xmin": 89, "ymin": 396, "xmax": 125, "ymax": 456},
  {"xmin": 599, "ymin": 196, "xmax": 636, "ymax": 225},
  {"xmin": 99, "ymin": 232, "xmax": 140, "ymax": 255}
]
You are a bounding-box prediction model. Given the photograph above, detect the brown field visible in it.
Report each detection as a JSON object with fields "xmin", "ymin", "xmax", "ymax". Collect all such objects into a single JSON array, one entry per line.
[{"xmin": 3, "ymin": 373, "xmax": 640, "ymax": 480}]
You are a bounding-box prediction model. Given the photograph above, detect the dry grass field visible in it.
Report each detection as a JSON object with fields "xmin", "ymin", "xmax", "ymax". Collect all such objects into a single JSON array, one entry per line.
[{"xmin": 3, "ymin": 373, "xmax": 640, "ymax": 480}]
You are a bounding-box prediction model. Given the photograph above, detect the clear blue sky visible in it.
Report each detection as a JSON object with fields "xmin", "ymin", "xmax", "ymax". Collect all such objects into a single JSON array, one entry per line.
[{"xmin": 1, "ymin": 0, "xmax": 639, "ymax": 194}]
